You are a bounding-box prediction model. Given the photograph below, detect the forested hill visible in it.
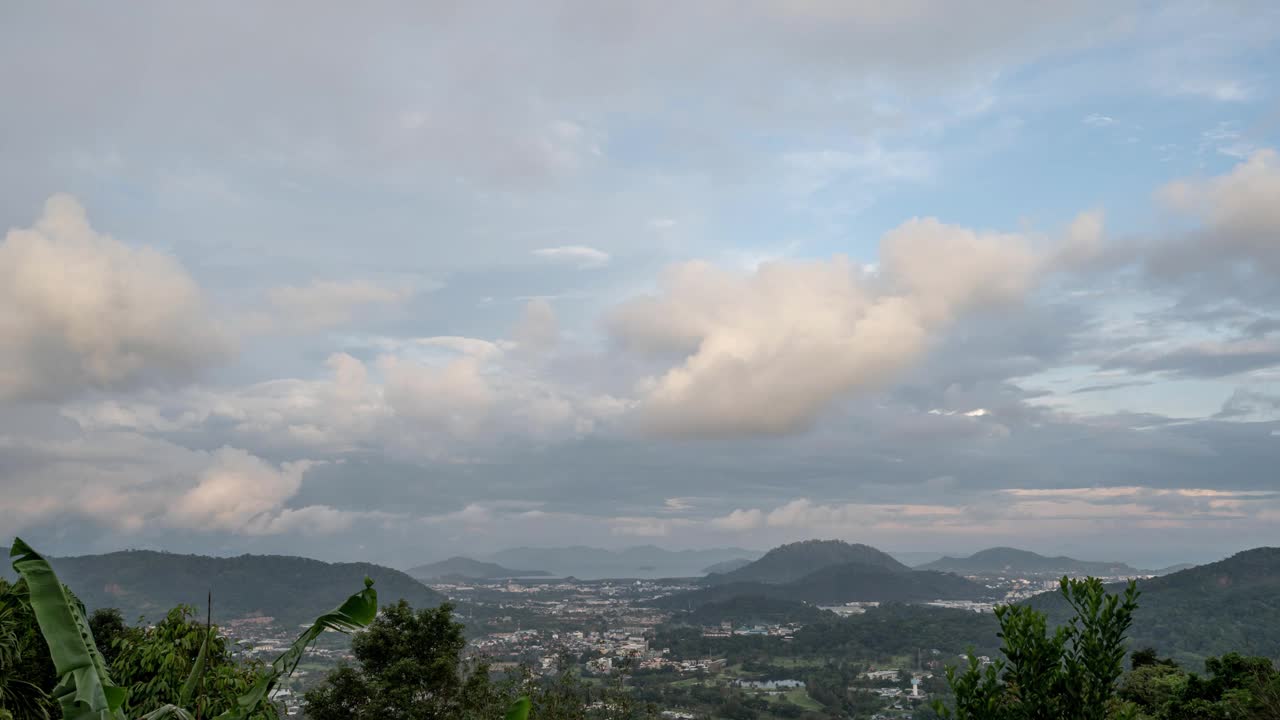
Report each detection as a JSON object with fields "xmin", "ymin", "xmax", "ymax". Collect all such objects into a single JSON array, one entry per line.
[
  {"xmin": 1030, "ymin": 547, "xmax": 1280, "ymax": 665},
  {"xmin": 920, "ymin": 546, "xmax": 1144, "ymax": 576},
  {"xmin": 705, "ymin": 539, "xmax": 909, "ymax": 585},
  {"xmin": 6, "ymin": 548, "xmax": 446, "ymax": 626},
  {"xmin": 701, "ymin": 558, "xmax": 753, "ymax": 575},
  {"xmin": 655, "ymin": 561, "xmax": 991, "ymax": 610},
  {"xmin": 408, "ymin": 556, "xmax": 551, "ymax": 580}
]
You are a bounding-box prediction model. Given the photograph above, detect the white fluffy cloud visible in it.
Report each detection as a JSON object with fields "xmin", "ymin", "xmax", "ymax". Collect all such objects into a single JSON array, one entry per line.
[
  {"xmin": 169, "ymin": 448, "xmax": 315, "ymax": 533},
  {"xmin": 610, "ymin": 217, "xmax": 1039, "ymax": 436},
  {"xmin": 0, "ymin": 428, "xmax": 358, "ymax": 537},
  {"xmin": 514, "ymin": 298, "xmax": 560, "ymax": 352},
  {"xmin": 0, "ymin": 195, "xmax": 230, "ymax": 401},
  {"xmin": 1156, "ymin": 149, "xmax": 1280, "ymax": 274}
]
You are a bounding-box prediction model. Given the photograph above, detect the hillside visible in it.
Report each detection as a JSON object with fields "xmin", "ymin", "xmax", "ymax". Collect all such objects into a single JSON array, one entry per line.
[
  {"xmin": 677, "ymin": 594, "xmax": 834, "ymax": 626},
  {"xmin": 701, "ymin": 558, "xmax": 753, "ymax": 575},
  {"xmin": 655, "ymin": 560, "xmax": 991, "ymax": 609},
  {"xmin": 705, "ymin": 540, "xmax": 908, "ymax": 585},
  {"xmin": 1151, "ymin": 563, "xmax": 1198, "ymax": 576},
  {"xmin": 1030, "ymin": 547, "xmax": 1280, "ymax": 665},
  {"xmin": 408, "ymin": 556, "xmax": 550, "ymax": 581},
  {"xmin": 487, "ymin": 545, "xmax": 760, "ymax": 579},
  {"xmin": 788, "ymin": 562, "xmax": 992, "ymax": 604},
  {"xmin": 6, "ymin": 548, "xmax": 446, "ymax": 626},
  {"xmin": 921, "ymin": 546, "xmax": 1144, "ymax": 577}
]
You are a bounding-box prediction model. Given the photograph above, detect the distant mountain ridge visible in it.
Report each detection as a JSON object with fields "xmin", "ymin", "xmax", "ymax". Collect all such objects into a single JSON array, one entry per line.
[
  {"xmin": 920, "ymin": 547, "xmax": 1145, "ymax": 576},
  {"xmin": 656, "ymin": 562, "xmax": 992, "ymax": 610},
  {"xmin": 409, "ymin": 556, "xmax": 550, "ymax": 580},
  {"xmin": 4, "ymin": 548, "xmax": 446, "ymax": 626},
  {"xmin": 657, "ymin": 539, "xmax": 992, "ymax": 610},
  {"xmin": 705, "ymin": 540, "xmax": 909, "ymax": 585},
  {"xmin": 487, "ymin": 545, "xmax": 761, "ymax": 579},
  {"xmin": 702, "ymin": 558, "xmax": 753, "ymax": 575}
]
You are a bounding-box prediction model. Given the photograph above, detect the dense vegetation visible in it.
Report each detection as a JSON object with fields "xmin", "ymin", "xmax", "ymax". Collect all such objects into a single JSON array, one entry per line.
[
  {"xmin": 3, "ymin": 538, "xmax": 384, "ymax": 720},
  {"xmin": 0, "ymin": 549, "xmax": 445, "ymax": 626},
  {"xmin": 935, "ymin": 577, "xmax": 1280, "ymax": 720},
  {"xmin": 654, "ymin": 561, "xmax": 990, "ymax": 610},
  {"xmin": 655, "ymin": 603, "xmax": 1002, "ymax": 665},
  {"xmin": 1031, "ymin": 547, "xmax": 1280, "ymax": 666},
  {"xmin": 673, "ymin": 595, "xmax": 834, "ymax": 627},
  {"xmin": 9, "ymin": 534, "xmax": 1280, "ymax": 720},
  {"xmin": 305, "ymin": 600, "xmax": 650, "ymax": 720},
  {"xmin": 705, "ymin": 540, "xmax": 908, "ymax": 585}
]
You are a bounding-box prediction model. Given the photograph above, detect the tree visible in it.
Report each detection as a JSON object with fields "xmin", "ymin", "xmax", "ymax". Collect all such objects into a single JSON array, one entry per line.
[
  {"xmin": 0, "ymin": 578, "xmax": 55, "ymax": 720},
  {"xmin": 87, "ymin": 609, "xmax": 130, "ymax": 667},
  {"xmin": 305, "ymin": 600, "xmax": 504, "ymax": 720},
  {"xmin": 934, "ymin": 577, "xmax": 1141, "ymax": 720},
  {"xmin": 108, "ymin": 605, "xmax": 272, "ymax": 719},
  {"xmin": 8, "ymin": 537, "xmax": 378, "ymax": 720},
  {"xmin": 1117, "ymin": 652, "xmax": 1280, "ymax": 719}
]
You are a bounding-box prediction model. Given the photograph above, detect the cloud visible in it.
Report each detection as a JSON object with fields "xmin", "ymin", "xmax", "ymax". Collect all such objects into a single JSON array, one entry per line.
[
  {"xmin": 381, "ymin": 354, "xmax": 496, "ymax": 438},
  {"xmin": 514, "ymin": 298, "xmax": 560, "ymax": 351},
  {"xmin": 610, "ymin": 217, "xmax": 1039, "ymax": 436},
  {"xmin": 0, "ymin": 426, "xmax": 360, "ymax": 538},
  {"xmin": 1216, "ymin": 388, "xmax": 1280, "ymax": 420},
  {"xmin": 0, "ymin": 194, "xmax": 231, "ymax": 401},
  {"xmin": 1154, "ymin": 149, "xmax": 1280, "ymax": 276},
  {"xmin": 1103, "ymin": 338, "xmax": 1280, "ymax": 378},
  {"xmin": 1083, "ymin": 113, "xmax": 1115, "ymax": 127},
  {"xmin": 170, "ymin": 448, "xmax": 315, "ymax": 532},
  {"xmin": 710, "ymin": 508, "xmax": 764, "ymax": 530},
  {"xmin": 708, "ymin": 498, "xmax": 968, "ymax": 534},
  {"xmin": 263, "ymin": 279, "xmax": 410, "ymax": 332},
  {"xmin": 532, "ymin": 245, "xmax": 611, "ymax": 268}
]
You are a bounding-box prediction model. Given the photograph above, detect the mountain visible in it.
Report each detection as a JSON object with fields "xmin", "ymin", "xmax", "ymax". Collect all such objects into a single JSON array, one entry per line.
[
  {"xmin": 921, "ymin": 547, "xmax": 1145, "ymax": 577},
  {"xmin": 1030, "ymin": 547, "xmax": 1280, "ymax": 665},
  {"xmin": 705, "ymin": 539, "xmax": 908, "ymax": 585},
  {"xmin": 5, "ymin": 548, "xmax": 446, "ymax": 626},
  {"xmin": 408, "ymin": 556, "xmax": 550, "ymax": 580},
  {"xmin": 655, "ymin": 560, "xmax": 992, "ymax": 610},
  {"xmin": 701, "ymin": 558, "xmax": 753, "ymax": 575},
  {"xmin": 1150, "ymin": 563, "xmax": 1198, "ymax": 576},
  {"xmin": 890, "ymin": 551, "xmax": 946, "ymax": 567},
  {"xmin": 486, "ymin": 545, "xmax": 761, "ymax": 579},
  {"xmin": 784, "ymin": 562, "xmax": 992, "ymax": 604}
]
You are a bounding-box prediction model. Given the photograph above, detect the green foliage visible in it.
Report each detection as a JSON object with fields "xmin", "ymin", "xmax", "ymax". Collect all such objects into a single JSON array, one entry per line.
[
  {"xmin": 0, "ymin": 578, "xmax": 55, "ymax": 720},
  {"xmin": 1117, "ymin": 650, "xmax": 1280, "ymax": 719},
  {"xmin": 706, "ymin": 540, "xmax": 909, "ymax": 585},
  {"xmin": 10, "ymin": 548, "xmax": 441, "ymax": 627},
  {"xmin": 10, "ymin": 538, "xmax": 129, "ymax": 719},
  {"xmin": 934, "ymin": 576, "xmax": 1141, "ymax": 720},
  {"xmin": 674, "ymin": 595, "xmax": 833, "ymax": 627},
  {"xmin": 660, "ymin": 562, "xmax": 990, "ymax": 609},
  {"xmin": 304, "ymin": 600, "xmax": 503, "ymax": 720},
  {"xmin": 8, "ymin": 537, "xmax": 377, "ymax": 720},
  {"xmin": 107, "ymin": 606, "xmax": 267, "ymax": 720},
  {"xmin": 1030, "ymin": 547, "xmax": 1280, "ymax": 666},
  {"xmin": 86, "ymin": 611, "xmax": 127, "ymax": 668}
]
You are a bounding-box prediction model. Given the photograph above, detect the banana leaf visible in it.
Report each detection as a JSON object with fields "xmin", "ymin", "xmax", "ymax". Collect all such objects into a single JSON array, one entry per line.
[
  {"xmin": 9, "ymin": 538, "xmax": 127, "ymax": 720},
  {"xmin": 11, "ymin": 537, "xmax": 377, "ymax": 720},
  {"xmin": 505, "ymin": 697, "xmax": 532, "ymax": 720},
  {"xmin": 213, "ymin": 576, "xmax": 378, "ymax": 720}
]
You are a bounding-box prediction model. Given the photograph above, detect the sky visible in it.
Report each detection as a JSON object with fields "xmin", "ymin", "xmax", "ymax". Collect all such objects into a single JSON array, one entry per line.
[{"xmin": 2, "ymin": 2, "xmax": 1279, "ymax": 570}]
